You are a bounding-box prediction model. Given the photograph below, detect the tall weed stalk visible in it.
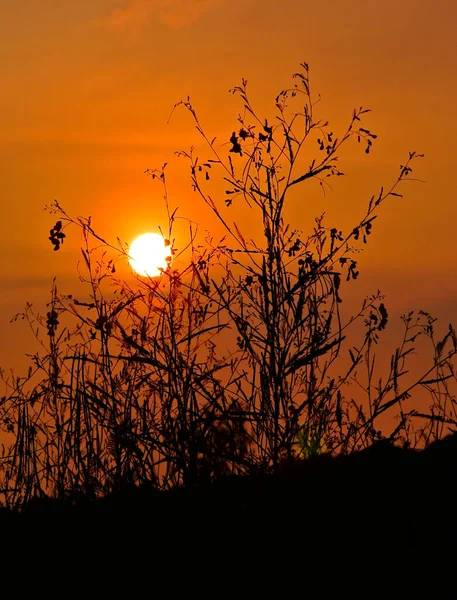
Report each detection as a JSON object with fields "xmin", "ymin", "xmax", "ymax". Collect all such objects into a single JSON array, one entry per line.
[{"xmin": 1, "ymin": 63, "xmax": 456, "ymax": 509}]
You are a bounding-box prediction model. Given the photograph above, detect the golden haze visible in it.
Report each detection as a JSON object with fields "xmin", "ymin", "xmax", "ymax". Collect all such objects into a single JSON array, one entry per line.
[{"xmin": 0, "ymin": 0, "xmax": 456, "ymax": 373}]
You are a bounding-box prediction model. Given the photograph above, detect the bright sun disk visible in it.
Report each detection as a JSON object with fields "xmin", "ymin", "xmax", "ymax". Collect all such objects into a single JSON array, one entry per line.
[{"xmin": 128, "ymin": 233, "xmax": 171, "ymax": 277}]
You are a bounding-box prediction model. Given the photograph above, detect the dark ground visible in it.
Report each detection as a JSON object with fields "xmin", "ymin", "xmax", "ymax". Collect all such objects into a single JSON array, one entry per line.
[{"xmin": 2, "ymin": 435, "xmax": 457, "ymax": 596}]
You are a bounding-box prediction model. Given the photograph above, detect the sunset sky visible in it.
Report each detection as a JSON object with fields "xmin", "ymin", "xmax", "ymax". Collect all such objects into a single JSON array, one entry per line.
[{"xmin": 1, "ymin": 0, "xmax": 457, "ymax": 374}]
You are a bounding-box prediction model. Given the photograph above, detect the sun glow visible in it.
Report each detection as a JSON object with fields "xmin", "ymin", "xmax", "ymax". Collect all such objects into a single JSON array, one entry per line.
[{"xmin": 128, "ymin": 233, "xmax": 171, "ymax": 277}]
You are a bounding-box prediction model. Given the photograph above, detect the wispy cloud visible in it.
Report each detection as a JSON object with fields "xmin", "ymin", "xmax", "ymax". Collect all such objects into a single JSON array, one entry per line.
[{"xmin": 97, "ymin": 0, "xmax": 219, "ymax": 31}]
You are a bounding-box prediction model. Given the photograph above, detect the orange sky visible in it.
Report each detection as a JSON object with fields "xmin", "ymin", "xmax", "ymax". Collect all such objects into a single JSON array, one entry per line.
[{"xmin": 1, "ymin": 0, "xmax": 457, "ymax": 375}]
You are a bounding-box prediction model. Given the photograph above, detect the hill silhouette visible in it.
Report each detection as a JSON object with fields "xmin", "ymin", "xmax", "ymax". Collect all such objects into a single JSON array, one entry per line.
[{"xmin": 2, "ymin": 434, "xmax": 456, "ymax": 594}]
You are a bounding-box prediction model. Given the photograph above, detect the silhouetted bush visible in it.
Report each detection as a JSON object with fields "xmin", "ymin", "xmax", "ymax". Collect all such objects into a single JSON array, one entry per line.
[{"xmin": 1, "ymin": 63, "xmax": 456, "ymax": 512}]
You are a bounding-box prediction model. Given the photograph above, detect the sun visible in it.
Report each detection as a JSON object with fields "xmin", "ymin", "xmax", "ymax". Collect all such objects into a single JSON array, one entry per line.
[{"xmin": 128, "ymin": 233, "xmax": 171, "ymax": 277}]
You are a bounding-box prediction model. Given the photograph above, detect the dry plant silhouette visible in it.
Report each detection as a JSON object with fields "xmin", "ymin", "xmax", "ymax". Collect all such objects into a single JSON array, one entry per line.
[{"xmin": 1, "ymin": 62, "xmax": 457, "ymax": 523}]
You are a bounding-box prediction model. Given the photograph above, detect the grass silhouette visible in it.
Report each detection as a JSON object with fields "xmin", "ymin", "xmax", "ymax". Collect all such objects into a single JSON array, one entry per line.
[
  {"xmin": 0, "ymin": 62, "xmax": 456, "ymax": 591},
  {"xmin": 2, "ymin": 433, "xmax": 457, "ymax": 592}
]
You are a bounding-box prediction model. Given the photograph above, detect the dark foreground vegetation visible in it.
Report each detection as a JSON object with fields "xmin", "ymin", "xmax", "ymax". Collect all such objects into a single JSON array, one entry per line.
[
  {"xmin": 2, "ymin": 433, "xmax": 457, "ymax": 594},
  {"xmin": 1, "ymin": 64, "xmax": 457, "ymax": 594}
]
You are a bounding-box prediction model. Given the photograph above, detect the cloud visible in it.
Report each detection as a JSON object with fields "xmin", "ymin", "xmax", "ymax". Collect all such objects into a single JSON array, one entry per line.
[{"xmin": 97, "ymin": 0, "xmax": 218, "ymax": 31}]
